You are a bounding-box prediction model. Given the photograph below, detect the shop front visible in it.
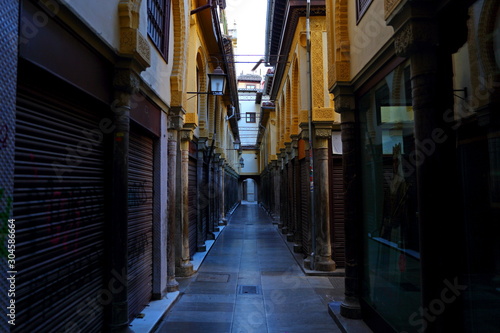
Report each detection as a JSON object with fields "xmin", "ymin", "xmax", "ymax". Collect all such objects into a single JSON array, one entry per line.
[{"xmin": 358, "ymin": 60, "xmax": 422, "ymax": 332}]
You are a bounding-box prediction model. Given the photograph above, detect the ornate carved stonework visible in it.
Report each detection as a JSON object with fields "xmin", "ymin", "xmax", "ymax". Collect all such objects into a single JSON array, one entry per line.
[
  {"xmin": 385, "ymin": 0, "xmax": 403, "ymax": 20},
  {"xmin": 394, "ymin": 20, "xmax": 438, "ymax": 57},
  {"xmin": 336, "ymin": 61, "xmax": 350, "ymax": 82},
  {"xmin": 333, "ymin": 94, "xmax": 355, "ymax": 114},
  {"xmin": 118, "ymin": 0, "xmax": 151, "ymax": 69},
  {"xmin": 299, "ymin": 109, "xmax": 309, "ymax": 125},
  {"xmin": 170, "ymin": 0, "xmax": 187, "ymax": 107},
  {"xmin": 292, "ymin": 116, "xmax": 299, "ymax": 135},
  {"xmin": 184, "ymin": 113, "xmax": 198, "ymax": 128},
  {"xmin": 311, "ymin": 30, "xmax": 325, "ymax": 108},
  {"xmin": 168, "ymin": 106, "xmax": 185, "ymax": 130},
  {"xmin": 180, "ymin": 129, "xmax": 193, "ymax": 142},
  {"xmin": 312, "ymin": 107, "xmax": 335, "ymax": 122},
  {"xmin": 113, "ymin": 69, "xmax": 140, "ymax": 94},
  {"xmin": 314, "ymin": 128, "xmax": 332, "ymax": 139}
]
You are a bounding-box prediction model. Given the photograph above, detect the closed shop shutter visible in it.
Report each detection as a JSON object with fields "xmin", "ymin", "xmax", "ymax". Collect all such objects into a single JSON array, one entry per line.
[
  {"xmin": 331, "ymin": 156, "xmax": 345, "ymax": 267},
  {"xmin": 188, "ymin": 155, "xmax": 198, "ymax": 257},
  {"xmin": 13, "ymin": 92, "xmax": 107, "ymax": 333},
  {"xmin": 300, "ymin": 158, "xmax": 310, "ymax": 256},
  {"xmin": 202, "ymin": 161, "xmax": 209, "ymax": 238},
  {"xmin": 128, "ymin": 128, "xmax": 154, "ymax": 321},
  {"xmin": 293, "ymin": 160, "xmax": 302, "ymax": 243}
]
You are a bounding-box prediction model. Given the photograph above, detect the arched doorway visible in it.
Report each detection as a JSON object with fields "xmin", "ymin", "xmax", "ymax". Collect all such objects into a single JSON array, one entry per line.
[{"xmin": 242, "ymin": 178, "xmax": 257, "ymax": 202}]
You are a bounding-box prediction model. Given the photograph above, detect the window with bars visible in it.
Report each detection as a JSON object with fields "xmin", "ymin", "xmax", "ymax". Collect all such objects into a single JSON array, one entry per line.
[
  {"xmin": 356, "ymin": 0, "xmax": 372, "ymax": 22},
  {"xmin": 147, "ymin": 0, "xmax": 171, "ymax": 59},
  {"xmin": 246, "ymin": 112, "xmax": 256, "ymax": 123}
]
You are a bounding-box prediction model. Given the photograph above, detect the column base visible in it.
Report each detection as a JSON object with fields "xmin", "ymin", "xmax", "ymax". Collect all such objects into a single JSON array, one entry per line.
[
  {"xmin": 197, "ymin": 244, "xmax": 207, "ymax": 252},
  {"xmin": 109, "ymin": 301, "xmax": 130, "ymax": 332},
  {"xmin": 206, "ymin": 232, "xmax": 215, "ymax": 240},
  {"xmin": 281, "ymin": 227, "xmax": 288, "ymax": 235},
  {"xmin": 293, "ymin": 243, "xmax": 303, "ymax": 253},
  {"xmin": 340, "ymin": 296, "xmax": 362, "ymax": 319},
  {"xmin": 176, "ymin": 260, "xmax": 194, "ymax": 277},
  {"xmin": 219, "ymin": 218, "xmax": 227, "ymax": 226},
  {"xmin": 304, "ymin": 256, "xmax": 336, "ymax": 271},
  {"xmin": 166, "ymin": 277, "xmax": 179, "ymax": 292},
  {"xmin": 315, "ymin": 257, "xmax": 336, "ymax": 271},
  {"xmin": 286, "ymin": 233, "xmax": 294, "ymax": 242}
]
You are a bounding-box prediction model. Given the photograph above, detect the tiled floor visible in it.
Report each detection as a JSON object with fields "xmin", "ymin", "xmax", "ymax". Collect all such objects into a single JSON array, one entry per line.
[{"xmin": 154, "ymin": 202, "xmax": 344, "ymax": 333}]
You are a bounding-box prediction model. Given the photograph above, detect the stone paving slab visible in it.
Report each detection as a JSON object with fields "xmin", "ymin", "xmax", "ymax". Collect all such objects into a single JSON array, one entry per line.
[{"xmin": 153, "ymin": 202, "xmax": 344, "ymax": 333}]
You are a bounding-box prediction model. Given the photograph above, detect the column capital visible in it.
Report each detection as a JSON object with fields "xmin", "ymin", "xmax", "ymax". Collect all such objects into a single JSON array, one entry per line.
[
  {"xmin": 299, "ymin": 123, "xmax": 310, "ymax": 141},
  {"xmin": 180, "ymin": 128, "xmax": 193, "ymax": 142},
  {"xmin": 313, "ymin": 123, "xmax": 333, "ymax": 139},
  {"xmin": 285, "ymin": 142, "xmax": 293, "ymax": 156},
  {"xmin": 394, "ymin": 19, "xmax": 438, "ymax": 57},
  {"xmin": 169, "ymin": 106, "xmax": 186, "ymax": 130},
  {"xmin": 331, "ymin": 83, "xmax": 355, "ymax": 114},
  {"xmin": 197, "ymin": 137, "xmax": 209, "ymax": 151},
  {"xmin": 290, "ymin": 135, "xmax": 300, "ymax": 156},
  {"xmin": 385, "ymin": 1, "xmax": 438, "ymax": 57}
]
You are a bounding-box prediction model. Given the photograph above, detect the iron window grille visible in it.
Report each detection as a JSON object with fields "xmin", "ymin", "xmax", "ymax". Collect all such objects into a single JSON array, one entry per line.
[
  {"xmin": 147, "ymin": 0, "xmax": 171, "ymax": 59},
  {"xmin": 356, "ymin": 0, "xmax": 372, "ymax": 23}
]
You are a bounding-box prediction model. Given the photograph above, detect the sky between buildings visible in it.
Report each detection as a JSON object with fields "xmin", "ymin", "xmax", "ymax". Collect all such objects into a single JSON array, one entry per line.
[{"xmin": 225, "ymin": 0, "xmax": 268, "ymax": 75}]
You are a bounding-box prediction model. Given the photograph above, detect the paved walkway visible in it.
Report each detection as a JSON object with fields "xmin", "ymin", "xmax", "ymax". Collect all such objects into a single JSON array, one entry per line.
[{"xmin": 154, "ymin": 202, "xmax": 344, "ymax": 333}]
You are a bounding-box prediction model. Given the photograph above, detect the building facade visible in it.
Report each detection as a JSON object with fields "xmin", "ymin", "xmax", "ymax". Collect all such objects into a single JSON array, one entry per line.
[
  {"xmin": 1, "ymin": 0, "xmax": 240, "ymax": 331},
  {"xmin": 260, "ymin": 0, "xmax": 346, "ymax": 272},
  {"xmin": 326, "ymin": 0, "xmax": 499, "ymax": 332}
]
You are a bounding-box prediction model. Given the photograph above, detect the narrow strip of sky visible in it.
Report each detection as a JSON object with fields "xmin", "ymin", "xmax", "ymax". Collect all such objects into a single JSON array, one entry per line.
[{"xmin": 225, "ymin": 0, "xmax": 268, "ymax": 75}]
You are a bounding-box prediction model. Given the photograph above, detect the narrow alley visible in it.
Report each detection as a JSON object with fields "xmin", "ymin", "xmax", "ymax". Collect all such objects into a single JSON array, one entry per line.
[
  {"xmin": 2, "ymin": 1, "xmax": 498, "ymax": 332},
  {"xmin": 154, "ymin": 202, "xmax": 343, "ymax": 333}
]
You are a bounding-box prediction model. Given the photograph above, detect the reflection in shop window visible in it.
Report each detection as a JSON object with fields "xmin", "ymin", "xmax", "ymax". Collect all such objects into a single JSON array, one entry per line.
[{"xmin": 360, "ymin": 61, "xmax": 421, "ymax": 332}]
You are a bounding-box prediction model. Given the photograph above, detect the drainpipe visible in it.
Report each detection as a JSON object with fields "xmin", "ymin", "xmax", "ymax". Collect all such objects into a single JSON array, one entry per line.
[{"xmin": 306, "ymin": 0, "xmax": 316, "ymax": 270}]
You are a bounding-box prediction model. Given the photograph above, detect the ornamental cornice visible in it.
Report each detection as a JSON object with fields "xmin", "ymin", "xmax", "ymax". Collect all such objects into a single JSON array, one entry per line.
[
  {"xmin": 385, "ymin": 0, "xmax": 404, "ymax": 20},
  {"xmin": 118, "ymin": 0, "xmax": 151, "ymax": 71},
  {"xmin": 394, "ymin": 19, "xmax": 438, "ymax": 57},
  {"xmin": 312, "ymin": 107, "xmax": 335, "ymax": 122}
]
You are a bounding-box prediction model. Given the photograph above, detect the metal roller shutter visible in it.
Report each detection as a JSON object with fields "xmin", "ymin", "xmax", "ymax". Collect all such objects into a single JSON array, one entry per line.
[
  {"xmin": 13, "ymin": 92, "xmax": 107, "ymax": 333},
  {"xmin": 300, "ymin": 158, "xmax": 310, "ymax": 256},
  {"xmin": 199, "ymin": 161, "xmax": 209, "ymax": 240},
  {"xmin": 188, "ymin": 156, "xmax": 198, "ymax": 257},
  {"xmin": 202, "ymin": 162, "xmax": 209, "ymax": 235},
  {"xmin": 128, "ymin": 128, "xmax": 154, "ymax": 321},
  {"xmin": 331, "ymin": 157, "xmax": 345, "ymax": 267},
  {"xmin": 293, "ymin": 159, "xmax": 302, "ymax": 243}
]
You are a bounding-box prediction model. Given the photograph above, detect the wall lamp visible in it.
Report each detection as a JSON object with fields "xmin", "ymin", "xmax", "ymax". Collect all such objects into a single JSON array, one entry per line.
[
  {"xmin": 208, "ymin": 66, "xmax": 227, "ymax": 96},
  {"xmin": 239, "ymin": 157, "xmax": 244, "ymax": 168},
  {"xmin": 233, "ymin": 139, "xmax": 241, "ymax": 150},
  {"xmin": 226, "ymin": 139, "xmax": 241, "ymax": 150},
  {"xmin": 187, "ymin": 65, "xmax": 227, "ymax": 96}
]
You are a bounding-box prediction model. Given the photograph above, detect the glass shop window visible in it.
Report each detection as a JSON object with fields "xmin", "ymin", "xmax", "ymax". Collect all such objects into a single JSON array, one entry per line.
[{"xmin": 359, "ymin": 61, "xmax": 421, "ymax": 332}]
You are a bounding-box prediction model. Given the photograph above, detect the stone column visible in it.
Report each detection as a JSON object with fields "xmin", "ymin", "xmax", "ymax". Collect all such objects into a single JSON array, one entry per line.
[
  {"xmin": 337, "ymin": 86, "xmax": 362, "ymax": 317},
  {"xmin": 285, "ymin": 142, "xmax": 294, "ymax": 240},
  {"xmin": 176, "ymin": 129, "xmax": 194, "ymax": 277},
  {"xmin": 197, "ymin": 138, "xmax": 208, "ymax": 252},
  {"xmin": 310, "ymin": 123, "xmax": 336, "ymax": 272},
  {"xmin": 279, "ymin": 149, "xmax": 288, "ymax": 232},
  {"xmin": 108, "ymin": 68, "xmax": 138, "ymax": 331},
  {"xmin": 213, "ymin": 154, "xmax": 221, "ymax": 232},
  {"xmin": 271, "ymin": 160, "xmax": 281, "ymax": 222},
  {"xmin": 206, "ymin": 155, "xmax": 215, "ymax": 240},
  {"xmin": 291, "ymin": 135, "xmax": 302, "ymax": 252},
  {"xmin": 166, "ymin": 108, "xmax": 183, "ymax": 292},
  {"xmin": 219, "ymin": 159, "xmax": 227, "ymax": 225},
  {"xmin": 388, "ymin": 2, "xmax": 467, "ymax": 330}
]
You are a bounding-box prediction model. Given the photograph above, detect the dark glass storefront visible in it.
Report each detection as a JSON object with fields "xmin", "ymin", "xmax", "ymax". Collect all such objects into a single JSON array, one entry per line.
[{"xmin": 359, "ymin": 61, "xmax": 422, "ymax": 332}]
